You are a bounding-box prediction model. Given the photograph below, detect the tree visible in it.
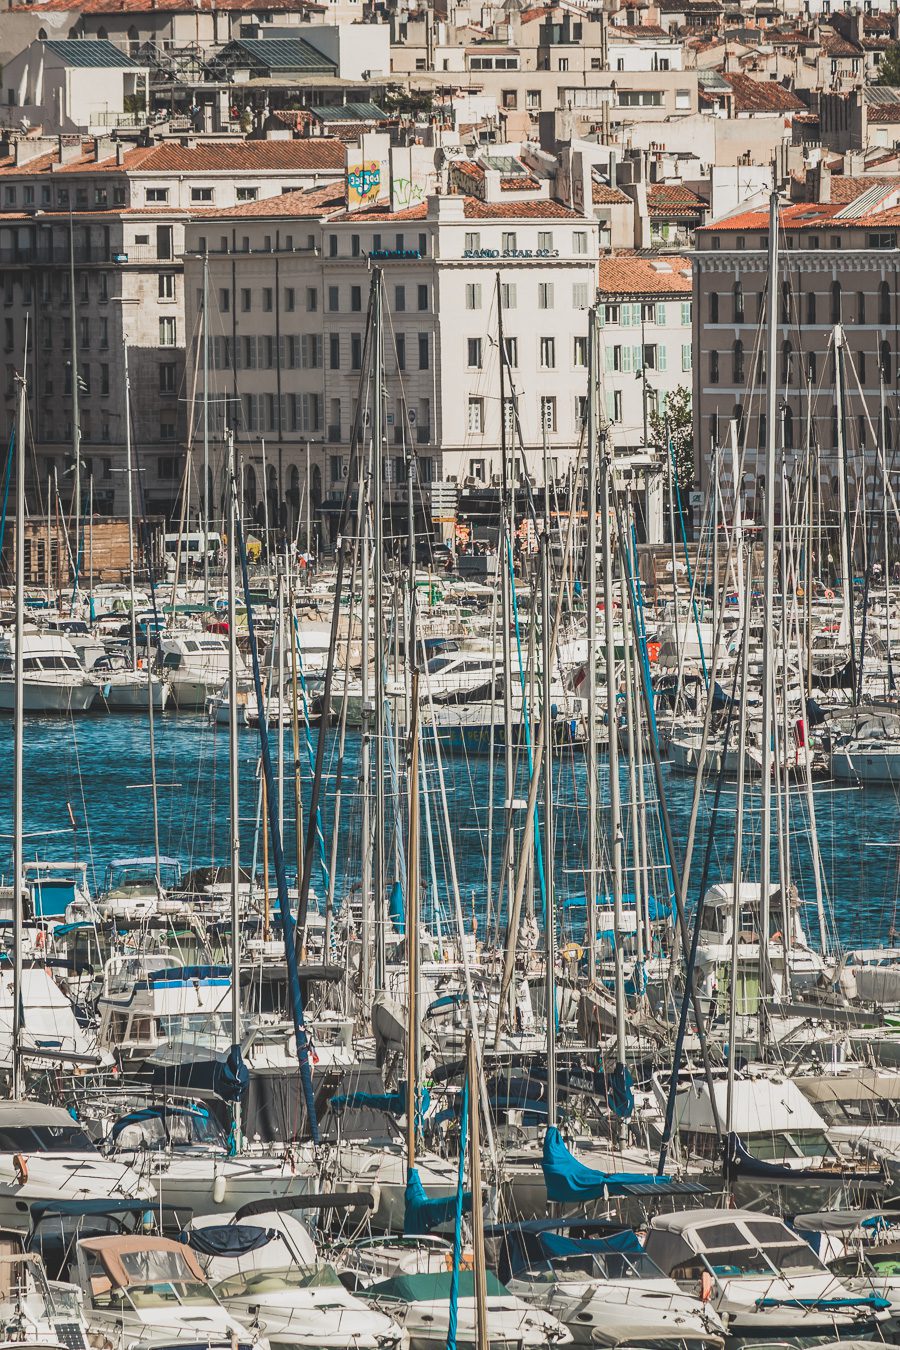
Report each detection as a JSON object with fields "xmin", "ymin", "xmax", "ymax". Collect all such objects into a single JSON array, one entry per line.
[
  {"xmin": 648, "ymin": 384, "xmax": 695, "ymax": 490},
  {"xmin": 875, "ymin": 43, "xmax": 900, "ymax": 85}
]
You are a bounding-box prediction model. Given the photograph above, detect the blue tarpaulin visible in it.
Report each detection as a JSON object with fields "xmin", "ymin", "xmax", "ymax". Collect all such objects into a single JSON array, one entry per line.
[
  {"xmin": 542, "ymin": 1127, "xmax": 692, "ymax": 1201},
  {"xmin": 213, "ymin": 1043, "xmax": 249, "ymax": 1104},
  {"xmin": 403, "ymin": 1167, "xmax": 469, "ymax": 1236},
  {"xmin": 329, "ymin": 1082, "xmax": 430, "ymax": 1117}
]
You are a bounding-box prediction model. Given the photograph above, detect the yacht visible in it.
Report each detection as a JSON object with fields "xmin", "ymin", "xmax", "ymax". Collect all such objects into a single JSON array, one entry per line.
[
  {"xmin": 0, "ymin": 629, "xmax": 98, "ymax": 714},
  {"xmin": 0, "ymin": 1228, "xmax": 91, "ymax": 1350},
  {"xmin": 157, "ymin": 632, "xmax": 243, "ymax": 710},
  {"xmin": 364, "ymin": 1270, "xmax": 572, "ymax": 1348},
  {"xmin": 0, "ymin": 1103, "xmax": 153, "ymax": 1230}
]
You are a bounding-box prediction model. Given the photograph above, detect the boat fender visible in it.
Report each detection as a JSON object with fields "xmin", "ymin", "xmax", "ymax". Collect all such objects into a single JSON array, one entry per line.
[
  {"xmin": 825, "ymin": 589, "xmax": 835, "ymax": 600},
  {"xmin": 700, "ymin": 1271, "xmax": 713, "ymax": 1303},
  {"xmin": 369, "ymin": 1180, "xmax": 381, "ymax": 1215},
  {"xmin": 12, "ymin": 1154, "xmax": 27, "ymax": 1186},
  {"xmin": 212, "ymin": 1174, "xmax": 227, "ymax": 1205}
]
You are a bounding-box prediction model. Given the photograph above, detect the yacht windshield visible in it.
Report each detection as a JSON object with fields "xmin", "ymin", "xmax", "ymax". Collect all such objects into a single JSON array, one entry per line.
[
  {"xmin": 0, "ymin": 1123, "xmax": 95, "ymax": 1153},
  {"xmin": 119, "ymin": 1250, "xmax": 211, "ymax": 1307},
  {"xmin": 216, "ymin": 1265, "xmax": 343, "ymax": 1299}
]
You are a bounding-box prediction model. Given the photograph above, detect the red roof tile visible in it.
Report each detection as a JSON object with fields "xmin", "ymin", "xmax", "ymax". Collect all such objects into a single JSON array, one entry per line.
[
  {"xmin": 0, "ymin": 137, "xmax": 346, "ymax": 177},
  {"xmin": 329, "ymin": 194, "xmax": 581, "ymax": 221},
  {"xmin": 598, "ymin": 253, "xmax": 692, "ymax": 295},
  {"xmin": 197, "ymin": 182, "xmax": 344, "ymax": 218},
  {"xmin": 647, "ymin": 182, "xmax": 707, "ymax": 217},
  {"xmin": 592, "ymin": 182, "xmax": 631, "ymax": 205},
  {"xmin": 722, "ymin": 72, "xmax": 806, "ymax": 112}
]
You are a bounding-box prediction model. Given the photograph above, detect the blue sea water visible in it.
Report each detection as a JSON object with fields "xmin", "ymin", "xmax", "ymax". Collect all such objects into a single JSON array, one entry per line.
[{"xmin": 0, "ymin": 708, "xmax": 897, "ymax": 951}]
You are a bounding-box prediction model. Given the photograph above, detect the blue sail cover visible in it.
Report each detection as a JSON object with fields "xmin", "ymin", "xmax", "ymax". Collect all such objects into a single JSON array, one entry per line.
[
  {"xmin": 542, "ymin": 1127, "xmax": 680, "ymax": 1201},
  {"xmin": 403, "ymin": 1167, "xmax": 470, "ymax": 1236},
  {"xmin": 186, "ymin": 1224, "xmax": 274, "ymax": 1258},
  {"xmin": 389, "ymin": 880, "xmax": 405, "ymax": 936},
  {"xmin": 213, "ymin": 1043, "xmax": 249, "ymax": 1104},
  {"xmin": 329, "ymin": 1082, "xmax": 430, "ymax": 1116},
  {"xmin": 608, "ymin": 1063, "xmax": 634, "ymax": 1119},
  {"xmin": 540, "ymin": 1229, "xmax": 642, "ymax": 1260}
]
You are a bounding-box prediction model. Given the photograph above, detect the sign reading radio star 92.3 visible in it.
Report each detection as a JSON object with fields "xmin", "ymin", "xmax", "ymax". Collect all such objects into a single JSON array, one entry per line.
[{"xmin": 463, "ymin": 247, "xmax": 560, "ymax": 258}]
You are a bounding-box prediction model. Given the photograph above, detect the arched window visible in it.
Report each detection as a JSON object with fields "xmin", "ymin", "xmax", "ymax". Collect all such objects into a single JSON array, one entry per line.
[
  {"xmin": 244, "ymin": 465, "xmax": 257, "ymax": 506},
  {"xmin": 37, "ymin": 27, "xmax": 47, "ymax": 39},
  {"xmin": 289, "ymin": 464, "xmax": 300, "ymax": 500},
  {"xmin": 806, "ymin": 291, "xmax": 816, "ymax": 326},
  {"xmin": 733, "ymin": 340, "xmax": 744, "ymax": 384},
  {"xmin": 831, "ymin": 280, "xmax": 842, "ymax": 323},
  {"xmin": 733, "ymin": 282, "xmax": 744, "ymax": 323},
  {"xmin": 781, "ymin": 340, "xmax": 792, "ymax": 384},
  {"xmin": 780, "ymin": 280, "xmax": 791, "ymax": 325},
  {"xmin": 880, "ymin": 280, "xmax": 891, "ymax": 326},
  {"xmin": 97, "ymin": 25, "xmax": 108, "ymax": 38},
  {"xmin": 783, "ymin": 406, "xmax": 794, "ymax": 449}
]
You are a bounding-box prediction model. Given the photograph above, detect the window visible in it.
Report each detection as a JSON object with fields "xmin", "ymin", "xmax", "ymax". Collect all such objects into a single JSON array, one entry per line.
[
  {"xmin": 219, "ymin": 288, "xmax": 230, "ymax": 313},
  {"xmin": 351, "ymin": 286, "xmax": 362, "ymax": 312},
  {"xmin": 262, "ymin": 288, "xmax": 273, "ymax": 313},
  {"xmin": 328, "ymin": 286, "xmax": 339, "ymax": 313},
  {"xmin": 538, "ymin": 283, "xmax": 554, "ymax": 310},
  {"xmin": 394, "ymin": 285, "xmax": 406, "ymax": 313},
  {"xmin": 781, "ymin": 340, "xmax": 792, "ymax": 384},
  {"xmin": 710, "ymin": 350, "xmax": 719, "ymax": 384},
  {"xmin": 880, "ymin": 280, "xmax": 891, "ymax": 326},
  {"xmin": 191, "ymin": 187, "xmax": 214, "ymax": 203},
  {"xmin": 558, "ymin": 57, "xmax": 569, "ymax": 71},
  {"xmin": 330, "ymin": 455, "xmax": 344, "ymax": 482},
  {"xmin": 733, "ymin": 340, "xmax": 744, "ymax": 383},
  {"xmin": 540, "ymin": 336, "xmax": 556, "ymax": 368},
  {"xmin": 98, "ymin": 273, "xmax": 108, "ymax": 303},
  {"xmin": 159, "ymin": 317, "xmax": 176, "ymax": 347},
  {"xmin": 537, "ymin": 231, "xmax": 553, "ymax": 251},
  {"xmin": 284, "ymin": 288, "xmax": 296, "ymax": 312},
  {"xmin": 351, "ymin": 234, "xmax": 361, "ymax": 258},
  {"xmin": 240, "ymin": 289, "xmax": 251, "ymax": 312},
  {"xmin": 831, "ymin": 280, "xmax": 841, "ymax": 323},
  {"xmin": 418, "ymin": 284, "xmax": 428, "ymax": 311},
  {"xmin": 98, "ymin": 317, "xmax": 108, "ymax": 349},
  {"xmin": 503, "ymin": 336, "xmax": 518, "ymax": 367},
  {"xmin": 573, "ymin": 231, "xmax": 588, "ymax": 255},
  {"xmin": 502, "ymin": 89, "xmax": 517, "ymax": 109},
  {"xmin": 469, "ymin": 458, "xmax": 486, "ymax": 481},
  {"xmin": 502, "ymin": 232, "xmax": 517, "ymax": 253},
  {"xmin": 882, "ymin": 338, "xmax": 892, "ymax": 378},
  {"xmin": 526, "ymin": 90, "xmax": 541, "ymax": 110},
  {"xmin": 396, "ymin": 334, "xmax": 406, "ymax": 370},
  {"xmin": 466, "ymin": 283, "xmax": 482, "ymax": 310},
  {"xmin": 159, "ymin": 362, "xmax": 176, "ymax": 393},
  {"xmin": 733, "ymin": 283, "xmax": 744, "ymax": 323},
  {"xmin": 468, "ymin": 397, "xmax": 484, "ymax": 433},
  {"xmin": 540, "ymin": 395, "xmax": 557, "ymax": 432},
  {"xmin": 236, "ymin": 187, "xmax": 258, "ymax": 202},
  {"xmin": 682, "ymin": 344, "xmax": 691, "ymax": 372},
  {"xmin": 329, "ymin": 334, "xmax": 340, "ymax": 370},
  {"xmin": 351, "ymin": 333, "xmax": 362, "ymax": 370},
  {"xmin": 79, "ymin": 317, "xmax": 89, "ymax": 348},
  {"xmin": 681, "ymin": 301, "xmax": 691, "ymax": 326},
  {"xmin": 606, "ymin": 389, "xmax": 623, "ymax": 422},
  {"xmin": 710, "ymin": 293, "xmax": 719, "ymax": 323},
  {"xmin": 305, "ymin": 288, "xmax": 317, "ymax": 312},
  {"xmin": 467, "ymin": 337, "xmax": 482, "ymax": 368},
  {"xmin": 573, "ymin": 283, "xmax": 589, "ymax": 309},
  {"xmin": 464, "ymin": 232, "xmax": 481, "ymax": 252},
  {"xmin": 675, "ymin": 88, "xmax": 691, "ymax": 109},
  {"xmin": 328, "ymin": 235, "xmax": 338, "ymax": 257},
  {"xmin": 573, "ymin": 335, "xmax": 587, "ymax": 367},
  {"xmin": 869, "ymin": 232, "xmax": 897, "ymax": 249},
  {"xmin": 159, "ymin": 273, "xmax": 175, "ymax": 301},
  {"xmin": 418, "ymin": 333, "xmax": 429, "ymax": 369},
  {"xmin": 501, "ymin": 284, "xmax": 517, "ymax": 310},
  {"xmin": 146, "ymin": 188, "xmax": 168, "ymax": 203}
]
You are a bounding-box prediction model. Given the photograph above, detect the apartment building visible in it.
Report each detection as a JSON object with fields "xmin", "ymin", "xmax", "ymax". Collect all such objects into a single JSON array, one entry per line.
[
  {"xmin": 692, "ymin": 180, "xmax": 900, "ymax": 517},
  {"xmin": 183, "ymin": 172, "xmax": 599, "ymax": 537},
  {"xmin": 0, "ymin": 133, "xmax": 345, "ymax": 517}
]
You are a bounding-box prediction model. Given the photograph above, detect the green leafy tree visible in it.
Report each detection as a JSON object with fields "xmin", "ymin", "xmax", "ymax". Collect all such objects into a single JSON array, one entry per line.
[
  {"xmin": 875, "ymin": 43, "xmax": 900, "ymax": 85},
  {"xmin": 648, "ymin": 384, "xmax": 695, "ymax": 489}
]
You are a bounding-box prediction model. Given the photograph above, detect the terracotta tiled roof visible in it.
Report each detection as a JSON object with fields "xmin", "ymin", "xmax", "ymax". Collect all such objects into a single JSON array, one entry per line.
[
  {"xmin": 329, "ymin": 194, "xmax": 581, "ymax": 221},
  {"xmin": 828, "ymin": 173, "xmax": 900, "ymax": 202},
  {"xmin": 820, "ymin": 30, "xmax": 862, "ymax": 57},
  {"xmin": 27, "ymin": 0, "xmax": 324, "ymax": 11},
  {"xmin": 722, "ymin": 72, "xmax": 806, "ymax": 111},
  {"xmin": 0, "ymin": 137, "xmax": 346, "ymax": 177},
  {"xmin": 592, "ymin": 181, "xmax": 631, "ymax": 205},
  {"xmin": 518, "ymin": 5, "xmax": 553, "ymax": 21},
  {"xmin": 598, "ymin": 253, "xmax": 691, "ymax": 295},
  {"xmin": 196, "ymin": 182, "xmax": 344, "ymax": 218},
  {"xmin": 647, "ymin": 182, "xmax": 707, "ymax": 217},
  {"xmin": 609, "ymin": 21, "xmax": 670, "ymax": 36},
  {"xmin": 700, "ymin": 200, "xmax": 841, "ymax": 230},
  {"xmin": 871, "ymin": 105, "xmax": 900, "ymax": 123}
]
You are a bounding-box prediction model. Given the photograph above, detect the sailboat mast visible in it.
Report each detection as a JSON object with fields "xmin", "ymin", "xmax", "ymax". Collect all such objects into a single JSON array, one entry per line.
[
  {"xmin": 601, "ymin": 425, "xmax": 626, "ymax": 1075},
  {"xmin": 835, "ymin": 325, "xmax": 857, "ymax": 699},
  {"xmin": 586, "ymin": 306, "xmax": 599, "ymax": 980},
  {"xmin": 123, "ymin": 342, "xmax": 138, "ymax": 672},
  {"xmin": 406, "ymin": 670, "xmax": 420, "ymax": 1166},
  {"xmin": 540, "ymin": 530, "xmax": 557, "ymax": 1125},
  {"xmin": 758, "ymin": 190, "xmax": 780, "ymax": 1010},
  {"xmin": 12, "ymin": 374, "xmax": 25, "ymax": 1100},
  {"xmin": 496, "ymin": 274, "xmax": 516, "ymax": 924},
  {"xmin": 227, "ymin": 427, "xmax": 242, "ymax": 1143},
  {"xmin": 372, "ymin": 268, "xmax": 387, "ymax": 993},
  {"xmin": 69, "ymin": 210, "xmax": 80, "ymax": 540},
  {"xmin": 203, "ymin": 251, "xmax": 210, "ymax": 608}
]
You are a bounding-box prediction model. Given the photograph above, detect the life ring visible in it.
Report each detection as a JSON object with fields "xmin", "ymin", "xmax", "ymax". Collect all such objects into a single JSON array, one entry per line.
[
  {"xmin": 13, "ymin": 1154, "xmax": 27, "ymax": 1186},
  {"xmin": 561, "ymin": 942, "xmax": 584, "ymax": 961},
  {"xmin": 825, "ymin": 588, "xmax": 835, "ymax": 600},
  {"xmin": 700, "ymin": 1271, "xmax": 713, "ymax": 1302},
  {"xmin": 34, "ymin": 928, "xmax": 45, "ymax": 950},
  {"xmin": 771, "ymin": 931, "xmax": 783, "ymax": 944}
]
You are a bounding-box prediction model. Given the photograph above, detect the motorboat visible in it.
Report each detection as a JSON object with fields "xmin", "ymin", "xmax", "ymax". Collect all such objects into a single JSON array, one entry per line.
[
  {"xmin": 644, "ymin": 1208, "xmax": 891, "ymax": 1338},
  {"xmin": 0, "ymin": 1103, "xmax": 153, "ymax": 1230},
  {"xmin": 157, "ymin": 632, "xmax": 243, "ymax": 710},
  {"xmin": 365, "ymin": 1270, "xmax": 572, "ymax": 1348},
  {"xmin": 96, "ymin": 958, "xmax": 231, "ymax": 1067},
  {"xmin": 187, "ymin": 1207, "xmax": 405, "ymax": 1348},
  {"xmin": 73, "ymin": 1234, "xmax": 266, "ymax": 1350},
  {"xmin": 0, "ymin": 629, "xmax": 98, "ymax": 714},
  {"xmin": 496, "ymin": 1219, "xmax": 726, "ymax": 1349},
  {"xmin": 0, "ymin": 1228, "xmax": 91, "ymax": 1350}
]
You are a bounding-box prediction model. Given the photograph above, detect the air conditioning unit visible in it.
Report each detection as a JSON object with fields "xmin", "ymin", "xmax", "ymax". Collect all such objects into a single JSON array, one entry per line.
[
  {"xmin": 491, "ymin": 473, "xmax": 502, "ymax": 486},
  {"xmin": 463, "ymin": 475, "xmax": 476, "ymax": 486}
]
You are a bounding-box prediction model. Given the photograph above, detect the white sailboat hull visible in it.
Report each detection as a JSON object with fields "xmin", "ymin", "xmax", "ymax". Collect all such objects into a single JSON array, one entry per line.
[{"xmin": 0, "ymin": 679, "xmax": 98, "ymax": 713}]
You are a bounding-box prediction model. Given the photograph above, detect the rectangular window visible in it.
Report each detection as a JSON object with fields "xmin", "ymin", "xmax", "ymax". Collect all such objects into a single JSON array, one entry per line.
[
  {"xmin": 241, "ymin": 289, "xmax": 251, "ymax": 312},
  {"xmin": 396, "ymin": 334, "xmax": 406, "ymax": 371},
  {"xmin": 467, "ymin": 337, "xmax": 482, "ymax": 368},
  {"xmin": 98, "ymin": 273, "xmax": 109, "ymax": 302},
  {"xmin": 501, "ymin": 283, "xmax": 517, "ymax": 310},
  {"xmin": 537, "ymin": 231, "xmax": 553, "ymax": 252},
  {"xmin": 502, "ymin": 231, "xmax": 517, "ymax": 252},
  {"xmin": 573, "ymin": 282, "xmax": 589, "ymax": 309},
  {"xmin": 262, "ymin": 288, "xmax": 273, "ymax": 313},
  {"xmin": 306, "ymin": 288, "xmax": 317, "ymax": 312},
  {"xmin": 418, "ymin": 333, "xmax": 429, "ymax": 369},
  {"xmin": 159, "ymin": 273, "xmax": 175, "ymax": 301},
  {"xmin": 351, "ymin": 234, "xmax": 361, "ymax": 258},
  {"xmin": 236, "ymin": 187, "xmax": 258, "ymax": 202},
  {"xmin": 394, "ymin": 285, "xmax": 406, "ymax": 312},
  {"xmin": 503, "ymin": 336, "xmax": 518, "ymax": 367},
  {"xmin": 100, "ymin": 364, "xmax": 110, "ymax": 396},
  {"xmin": 328, "ymin": 286, "xmax": 339, "ymax": 312},
  {"xmin": 573, "ymin": 335, "xmax": 587, "ymax": 367},
  {"xmin": 330, "ymin": 455, "xmax": 344, "ymax": 483},
  {"xmin": 79, "ymin": 316, "xmax": 89, "ymax": 348},
  {"xmin": 573, "ymin": 231, "xmax": 588, "ymax": 255},
  {"xmin": 467, "ymin": 397, "xmax": 484, "ymax": 434},
  {"xmin": 681, "ymin": 302, "xmax": 692, "ymax": 326},
  {"xmin": 469, "ymin": 458, "xmax": 486, "ymax": 482},
  {"xmin": 328, "ymin": 235, "xmax": 338, "ymax": 257},
  {"xmin": 351, "ymin": 286, "xmax": 362, "ymax": 312},
  {"xmin": 285, "ymin": 288, "xmax": 295, "ymax": 312},
  {"xmin": 329, "ymin": 334, "xmax": 340, "ymax": 370},
  {"xmin": 219, "ymin": 288, "xmax": 230, "ymax": 313},
  {"xmin": 159, "ymin": 362, "xmax": 176, "ymax": 393},
  {"xmin": 351, "ymin": 333, "xmax": 362, "ymax": 370},
  {"xmin": 191, "ymin": 187, "xmax": 214, "ymax": 203},
  {"xmin": 464, "ymin": 232, "xmax": 481, "ymax": 252},
  {"xmin": 538, "ymin": 283, "xmax": 554, "ymax": 310},
  {"xmin": 540, "ymin": 336, "xmax": 556, "ymax": 368},
  {"xmin": 146, "ymin": 188, "xmax": 168, "ymax": 203},
  {"xmin": 682, "ymin": 344, "xmax": 692, "ymax": 372},
  {"xmin": 466, "ymin": 283, "xmax": 482, "ymax": 310},
  {"xmin": 541, "ymin": 395, "xmax": 557, "ymax": 432},
  {"xmin": 418, "ymin": 284, "xmax": 428, "ymax": 311},
  {"xmin": 98, "ymin": 317, "xmax": 108, "ymax": 349}
]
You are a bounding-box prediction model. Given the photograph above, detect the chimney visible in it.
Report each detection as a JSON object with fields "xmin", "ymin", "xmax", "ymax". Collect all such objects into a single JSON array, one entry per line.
[
  {"xmin": 116, "ymin": 140, "xmax": 126, "ymax": 164},
  {"xmin": 817, "ymin": 162, "xmax": 831, "ymax": 202}
]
